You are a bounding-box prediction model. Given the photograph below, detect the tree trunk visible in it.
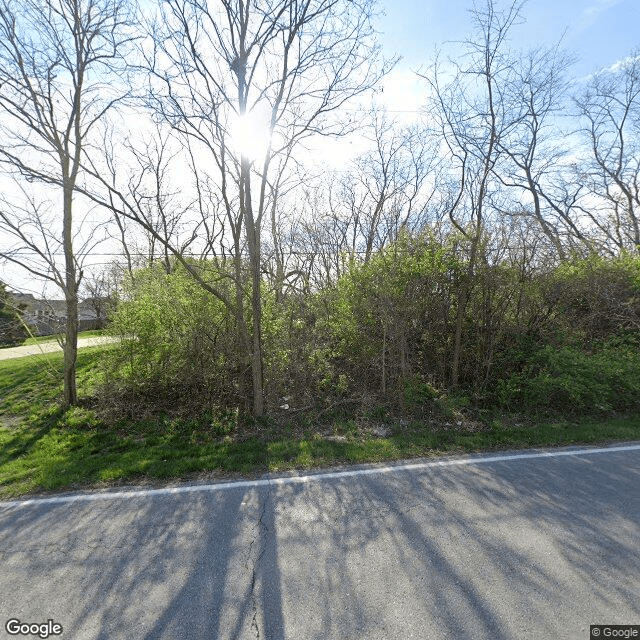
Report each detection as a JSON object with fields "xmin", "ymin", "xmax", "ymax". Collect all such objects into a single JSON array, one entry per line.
[
  {"xmin": 63, "ymin": 289, "xmax": 78, "ymax": 407},
  {"xmin": 451, "ymin": 232, "xmax": 481, "ymax": 389},
  {"xmin": 381, "ymin": 321, "xmax": 386, "ymax": 394},
  {"xmin": 240, "ymin": 157, "xmax": 264, "ymax": 417},
  {"xmin": 451, "ymin": 292, "xmax": 464, "ymax": 389},
  {"xmin": 250, "ymin": 264, "xmax": 264, "ymax": 416},
  {"xmin": 62, "ymin": 185, "xmax": 78, "ymax": 407}
]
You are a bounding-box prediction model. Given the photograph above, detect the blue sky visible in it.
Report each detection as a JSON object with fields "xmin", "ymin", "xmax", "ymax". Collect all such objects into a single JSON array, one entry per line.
[{"xmin": 377, "ymin": 0, "xmax": 639, "ymax": 78}]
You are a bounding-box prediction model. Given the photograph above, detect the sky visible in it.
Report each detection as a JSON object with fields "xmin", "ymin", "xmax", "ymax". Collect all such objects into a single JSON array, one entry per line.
[
  {"xmin": 372, "ymin": 0, "xmax": 639, "ymax": 119},
  {"xmin": 313, "ymin": 0, "xmax": 640, "ymax": 167},
  {"xmin": 1, "ymin": 0, "xmax": 639, "ymax": 298},
  {"xmin": 377, "ymin": 0, "xmax": 638, "ymax": 77}
]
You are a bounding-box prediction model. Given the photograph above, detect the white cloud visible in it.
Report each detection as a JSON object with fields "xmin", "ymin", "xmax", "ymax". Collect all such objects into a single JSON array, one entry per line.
[
  {"xmin": 574, "ymin": 0, "xmax": 624, "ymax": 31},
  {"xmin": 578, "ymin": 52, "xmax": 640, "ymax": 83},
  {"xmin": 604, "ymin": 53, "xmax": 640, "ymax": 73}
]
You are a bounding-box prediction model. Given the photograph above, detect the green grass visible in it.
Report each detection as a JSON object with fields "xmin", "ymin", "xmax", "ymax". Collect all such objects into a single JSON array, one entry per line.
[
  {"xmin": 1, "ymin": 347, "xmax": 639, "ymax": 499},
  {"xmin": 20, "ymin": 329, "xmax": 105, "ymax": 346}
]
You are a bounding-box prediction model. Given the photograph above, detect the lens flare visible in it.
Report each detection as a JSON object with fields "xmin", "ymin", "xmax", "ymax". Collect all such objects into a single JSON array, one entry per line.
[{"xmin": 229, "ymin": 108, "xmax": 272, "ymax": 163}]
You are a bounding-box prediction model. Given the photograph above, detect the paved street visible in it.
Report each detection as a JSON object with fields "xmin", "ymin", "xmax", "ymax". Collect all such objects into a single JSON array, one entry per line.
[{"xmin": 1, "ymin": 443, "xmax": 639, "ymax": 639}]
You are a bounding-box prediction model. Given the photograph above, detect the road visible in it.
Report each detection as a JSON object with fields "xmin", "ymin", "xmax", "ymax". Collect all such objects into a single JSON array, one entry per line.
[
  {"xmin": 0, "ymin": 337, "xmax": 116, "ymax": 361},
  {"xmin": 0, "ymin": 443, "xmax": 639, "ymax": 640}
]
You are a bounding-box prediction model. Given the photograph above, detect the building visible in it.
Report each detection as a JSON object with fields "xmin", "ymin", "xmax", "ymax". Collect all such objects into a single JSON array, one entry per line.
[{"xmin": 9, "ymin": 292, "xmax": 105, "ymax": 336}]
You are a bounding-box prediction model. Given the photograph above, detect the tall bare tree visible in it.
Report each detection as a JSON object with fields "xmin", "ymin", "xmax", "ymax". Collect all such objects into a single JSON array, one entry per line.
[
  {"xmin": 575, "ymin": 51, "xmax": 640, "ymax": 252},
  {"xmin": 422, "ymin": 0, "xmax": 526, "ymax": 387},
  {"xmin": 329, "ymin": 112, "xmax": 437, "ymax": 264},
  {"xmin": 85, "ymin": 0, "xmax": 389, "ymax": 415},
  {"xmin": 0, "ymin": 0, "xmax": 133, "ymax": 406},
  {"xmin": 494, "ymin": 45, "xmax": 587, "ymax": 257}
]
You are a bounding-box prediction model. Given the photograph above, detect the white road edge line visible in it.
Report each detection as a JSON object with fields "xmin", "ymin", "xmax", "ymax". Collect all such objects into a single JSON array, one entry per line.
[{"xmin": 2, "ymin": 443, "xmax": 639, "ymax": 509}]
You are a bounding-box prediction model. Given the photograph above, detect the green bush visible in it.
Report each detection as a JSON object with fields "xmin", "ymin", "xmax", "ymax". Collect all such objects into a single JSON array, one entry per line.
[
  {"xmin": 401, "ymin": 375, "xmax": 440, "ymax": 407},
  {"xmin": 542, "ymin": 251, "xmax": 640, "ymax": 343},
  {"xmin": 103, "ymin": 262, "xmax": 240, "ymax": 415},
  {"xmin": 93, "ymin": 234, "xmax": 640, "ymax": 422},
  {"xmin": 495, "ymin": 338, "xmax": 640, "ymax": 413}
]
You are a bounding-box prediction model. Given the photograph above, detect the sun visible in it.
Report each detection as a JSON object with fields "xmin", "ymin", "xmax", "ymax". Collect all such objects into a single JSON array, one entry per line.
[{"xmin": 229, "ymin": 108, "xmax": 273, "ymax": 163}]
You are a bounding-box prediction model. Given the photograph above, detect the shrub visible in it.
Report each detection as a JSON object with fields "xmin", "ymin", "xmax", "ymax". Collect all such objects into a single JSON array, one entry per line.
[
  {"xmin": 102, "ymin": 262, "xmax": 240, "ymax": 416},
  {"xmin": 495, "ymin": 338, "xmax": 640, "ymax": 413}
]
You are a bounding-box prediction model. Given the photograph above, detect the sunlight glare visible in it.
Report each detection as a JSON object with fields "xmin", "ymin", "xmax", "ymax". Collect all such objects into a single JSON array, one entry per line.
[{"xmin": 230, "ymin": 108, "xmax": 272, "ymax": 163}]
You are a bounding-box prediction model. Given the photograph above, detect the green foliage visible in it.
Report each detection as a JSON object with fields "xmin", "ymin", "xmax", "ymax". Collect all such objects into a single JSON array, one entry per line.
[
  {"xmin": 317, "ymin": 231, "xmax": 464, "ymax": 396},
  {"xmin": 59, "ymin": 234, "xmax": 640, "ymax": 422},
  {"xmin": 261, "ymin": 233, "xmax": 640, "ymax": 416},
  {"xmin": 2, "ymin": 341, "xmax": 640, "ymax": 498},
  {"xmin": 401, "ymin": 375, "xmax": 440, "ymax": 408},
  {"xmin": 103, "ymin": 262, "xmax": 239, "ymax": 415},
  {"xmin": 542, "ymin": 250, "xmax": 640, "ymax": 343},
  {"xmin": 495, "ymin": 338, "xmax": 640, "ymax": 413},
  {"xmin": 0, "ymin": 281, "xmax": 27, "ymax": 346},
  {"xmin": 435, "ymin": 393, "xmax": 471, "ymax": 417}
]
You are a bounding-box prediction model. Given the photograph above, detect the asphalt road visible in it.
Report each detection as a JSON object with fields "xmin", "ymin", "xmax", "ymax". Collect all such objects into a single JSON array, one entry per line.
[{"xmin": 0, "ymin": 443, "xmax": 639, "ymax": 640}]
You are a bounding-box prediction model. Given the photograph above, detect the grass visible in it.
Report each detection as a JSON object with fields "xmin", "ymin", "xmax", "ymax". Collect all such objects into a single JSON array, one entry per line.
[{"xmin": 1, "ymin": 346, "xmax": 639, "ymax": 499}]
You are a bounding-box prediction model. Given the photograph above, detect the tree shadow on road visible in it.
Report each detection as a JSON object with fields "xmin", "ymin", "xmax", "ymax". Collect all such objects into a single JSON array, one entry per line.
[
  {"xmin": 0, "ymin": 484, "xmax": 284, "ymax": 640},
  {"xmin": 0, "ymin": 449, "xmax": 638, "ymax": 639},
  {"xmin": 268, "ymin": 451, "xmax": 640, "ymax": 639}
]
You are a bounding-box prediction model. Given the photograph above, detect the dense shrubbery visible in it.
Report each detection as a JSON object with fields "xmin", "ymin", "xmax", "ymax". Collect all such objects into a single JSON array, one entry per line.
[
  {"xmin": 490, "ymin": 254, "xmax": 640, "ymax": 414},
  {"xmin": 103, "ymin": 264, "xmax": 244, "ymax": 415},
  {"xmin": 101, "ymin": 237, "xmax": 640, "ymax": 421},
  {"xmin": 495, "ymin": 338, "xmax": 640, "ymax": 413}
]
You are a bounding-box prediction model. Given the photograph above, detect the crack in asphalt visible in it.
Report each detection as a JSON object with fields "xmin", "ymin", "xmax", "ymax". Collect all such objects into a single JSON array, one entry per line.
[{"xmin": 248, "ymin": 481, "xmax": 271, "ymax": 639}]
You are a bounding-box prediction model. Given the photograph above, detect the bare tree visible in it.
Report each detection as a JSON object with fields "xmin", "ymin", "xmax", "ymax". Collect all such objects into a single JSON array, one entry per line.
[
  {"xmin": 421, "ymin": 0, "xmax": 527, "ymax": 387},
  {"xmin": 493, "ymin": 44, "xmax": 588, "ymax": 257},
  {"xmin": 262, "ymin": 164, "xmax": 314, "ymax": 302},
  {"xmin": 337, "ymin": 112, "xmax": 437, "ymax": 263},
  {"xmin": 575, "ymin": 51, "xmax": 640, "ymax": 252},
  {"xmin": 289, "ymin": 180, "xmax": 351, "ymax": 289},
  {"xmin": 80, "ymin": 270, "xmax": 117, "ymax": 325},
  {"xmin": 84, "ymin": 0, "xmax": 389, "ymax": 415},
  {"xmin": 0, "ymin": 0, "xmax": 133, "ymax": 406},
  {"xmin": 291, "ymin": 112, "xmax": 441, "ymax": 293}
]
